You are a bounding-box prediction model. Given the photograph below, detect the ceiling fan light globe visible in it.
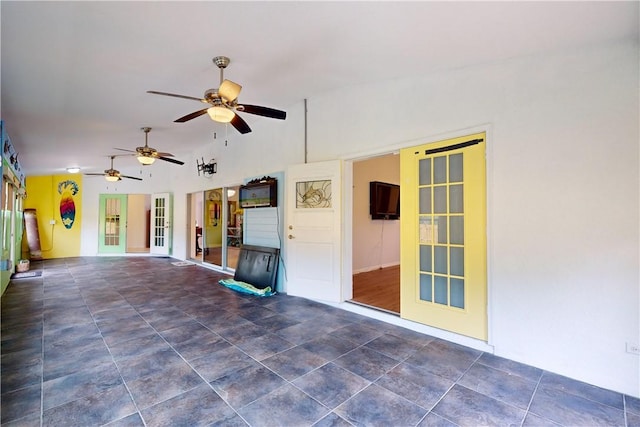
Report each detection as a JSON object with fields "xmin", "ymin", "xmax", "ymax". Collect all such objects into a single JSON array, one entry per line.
[
  {"xmin": 207, "ymin": 106, "xmax": 235, "ymax": 123},
  {"xmin": 137, "ymin": 155, "xmax": 156, "ymax": 165},
  {"xmin": 105, "ymin": 175, "xmax": 119, "ymax": 182}
]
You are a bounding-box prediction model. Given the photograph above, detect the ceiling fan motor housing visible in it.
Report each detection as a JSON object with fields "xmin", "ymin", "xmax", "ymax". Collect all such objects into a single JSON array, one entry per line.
[{"xmin": 204, "ymin": 89, "xmax": 222, "ymax": 105}]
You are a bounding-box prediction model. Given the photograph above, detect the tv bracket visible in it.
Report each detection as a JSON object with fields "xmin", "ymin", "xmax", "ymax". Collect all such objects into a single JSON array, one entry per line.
[{"xmin": 197, "ymin": 158, "xmax": 217, "ymax": 176}]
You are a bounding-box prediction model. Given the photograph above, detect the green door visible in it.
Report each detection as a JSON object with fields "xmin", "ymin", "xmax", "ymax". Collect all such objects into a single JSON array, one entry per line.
[{"xmin": 98, "ymin": 194, "xmax": 127, "ymax": 254}]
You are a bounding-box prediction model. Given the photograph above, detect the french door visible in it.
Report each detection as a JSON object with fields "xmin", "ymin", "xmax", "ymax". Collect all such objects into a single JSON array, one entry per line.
[
  {"xmin": 98, "ymin": 194, "xmax": 127, "ymax": 253},
  {"xmin": 400, "ymin": 133, "xmax": 488, "ymax": 340},
  {"xmin": 151, "ymin": 193, "xmax": 171, "ymax": 255}
]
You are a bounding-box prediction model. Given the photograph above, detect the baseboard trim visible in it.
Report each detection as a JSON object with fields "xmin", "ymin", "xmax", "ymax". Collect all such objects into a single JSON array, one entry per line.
[{"xmin": 353, "ymin": 262, "xmax": 400, "ymax": 275}]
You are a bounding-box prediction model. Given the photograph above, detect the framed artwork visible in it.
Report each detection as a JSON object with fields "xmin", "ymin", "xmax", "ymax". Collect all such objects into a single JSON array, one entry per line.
[{"xmin": 296, "ymin": 180, "xmax": 331, "ymax": 208}]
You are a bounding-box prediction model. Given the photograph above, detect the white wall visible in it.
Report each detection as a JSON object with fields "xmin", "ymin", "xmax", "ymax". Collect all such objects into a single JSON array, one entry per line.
[
  {"xmin": 306, "ymin": 42, "xmax": 639, "ymax": 397},
  {"xmin": 77, "ymin": 41, "xmax": 639, "ymax": 396},
  {"xmin": 352, "ymin": 155, "xmax": 400, "ymax": 273}
]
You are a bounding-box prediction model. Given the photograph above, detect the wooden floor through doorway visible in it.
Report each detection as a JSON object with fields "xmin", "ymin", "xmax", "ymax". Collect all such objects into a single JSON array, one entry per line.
[{"xmin": 351, "ymin": 265, "xmax": 400, "ymax": 314}]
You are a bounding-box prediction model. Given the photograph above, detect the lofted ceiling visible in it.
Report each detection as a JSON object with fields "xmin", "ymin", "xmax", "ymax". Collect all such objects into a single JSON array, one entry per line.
[{"xmin": 1, "ymin": 1, "xmax": 637, "ymax": 176}]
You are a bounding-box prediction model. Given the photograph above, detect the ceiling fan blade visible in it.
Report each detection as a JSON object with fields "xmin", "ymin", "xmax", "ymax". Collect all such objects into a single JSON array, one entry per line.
[
  {"xmin": 158, "ymin": 156, "xmax": 185, "ymax": 165},
  {"xmin": 155, "ymin": 152, "xmax": 174, "ymax": 157},
  {"xmin": 219, "ymin": 79, "xmax": 242, "ymax": 102},
  {"xmin": 114, "ymin": 148, "xmax": 136, "ymax": 154},
  {"xmin": 239, "ymin": 104, "xmax": 287, "ymax": 120},
  {"xmin": 147, "ymin": 91, "xmax": 206, "ymax": 103},
  {"xmin": 175, "ymin": 109, "xmax": 208, "ymax": 123},
  {"xmin": 230, "ymin": 114, "xmax": 252, "ymax": 134},
  {"xmin": 84, "ymin": 173, "xmax": 106, "ymax": 176},
  {"xmin": 121, "ymin": 175, "xmax": 143, "ymax": 181}
]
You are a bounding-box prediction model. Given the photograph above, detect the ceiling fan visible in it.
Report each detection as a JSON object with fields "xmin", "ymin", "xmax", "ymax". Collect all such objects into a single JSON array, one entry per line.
[
  {"xmin": 85, "ymin": 156, "xmax": 142, "ymax": 182},
  {"xmin": 114, "ymin": 127, "xmax": 184, "ymax": 166},
  {"xmin": 147, "ymin": 56, "xmax": 287, "ymax": 134}
]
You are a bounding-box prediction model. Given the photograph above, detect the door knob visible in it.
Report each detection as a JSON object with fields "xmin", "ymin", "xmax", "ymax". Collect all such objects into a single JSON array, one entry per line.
[{"xmin": 288, "ymin": 234, "xmax": 295, "ymax": 239}]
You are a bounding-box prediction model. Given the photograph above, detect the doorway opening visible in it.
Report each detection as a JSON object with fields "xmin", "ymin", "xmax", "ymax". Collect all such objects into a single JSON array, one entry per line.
[
  {"xmin": 126, "ymin": 194, "xmax": 151, "ymax": 253},
  {"xmin": 351, "ymin": 154, "xmax": 400, "ymax": 314}
]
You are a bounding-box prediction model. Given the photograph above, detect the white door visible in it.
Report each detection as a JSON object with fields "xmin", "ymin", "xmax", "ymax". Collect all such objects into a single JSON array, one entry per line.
[
  {"xmin": 151, "ymin": 192, "xmax": 171, "ymax": 255},
  {"xmin": 286, "ymin": 160, "xmax": 342, "ymax": 302}
]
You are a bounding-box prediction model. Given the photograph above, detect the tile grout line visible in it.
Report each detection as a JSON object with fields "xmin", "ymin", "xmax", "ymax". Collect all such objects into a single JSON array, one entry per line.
[
  {"xmin": 521, "ymin": 370, "xmax": 544, "ymax": 427},
  {"xmin": 80, "ymin": 266, "xmax": 147, "ymax": 427},
  {"xmin": 424, "ymin": 348, "xmax": 484, "ymax": 427}
]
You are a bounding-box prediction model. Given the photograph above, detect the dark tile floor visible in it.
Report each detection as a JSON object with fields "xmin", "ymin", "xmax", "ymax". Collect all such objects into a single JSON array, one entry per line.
[{"xmin": 1, "ymin": 257, "xmax": 638, "ymax": 427}]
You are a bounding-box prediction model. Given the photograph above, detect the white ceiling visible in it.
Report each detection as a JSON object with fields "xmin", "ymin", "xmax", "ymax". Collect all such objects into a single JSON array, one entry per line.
[{"xmin": 1, "ymin": 1, "xmax": 637, "ymax": 176}]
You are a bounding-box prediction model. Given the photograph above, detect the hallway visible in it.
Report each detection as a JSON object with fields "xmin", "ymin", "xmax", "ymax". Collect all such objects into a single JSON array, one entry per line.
[{"xmin": 1, "ymin": 257, "xmax": 638, "ymax": 426}]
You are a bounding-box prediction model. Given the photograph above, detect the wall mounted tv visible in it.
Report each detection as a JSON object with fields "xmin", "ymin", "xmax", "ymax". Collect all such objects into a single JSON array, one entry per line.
[
  {"xmin": 370, "ymin": 181, "xmax": 400, "ymax": 220},
  {"xmin": 239, "ymin": 177, "xmax": 277, "ymax": 208}
]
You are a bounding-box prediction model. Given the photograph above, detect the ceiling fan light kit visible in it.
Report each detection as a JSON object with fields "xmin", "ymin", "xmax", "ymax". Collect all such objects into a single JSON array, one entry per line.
[
  {"xmin": 137, "ymin": 154, "xmax": 156, "ymax": 165},
  {"xmin": 105, "ymin": 175, "xmax": 120, "ymax": 182},
  {"xmin": 207, "ymin": 106, "xmax": 235, "ymax": 123},
  {"xmin": 147, "ymin": 55, "xmax": 287, "ymax": 134}
]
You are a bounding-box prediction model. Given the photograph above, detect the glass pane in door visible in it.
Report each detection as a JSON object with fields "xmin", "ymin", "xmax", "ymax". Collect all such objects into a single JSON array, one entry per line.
[
  {"xmin": 105, "ymin": 198, "xmax": 121, "ymax": 246},
  {"xmin": 417, "ymin": 150, "xmax": 467, "ymax": 309},
  {"xmin": 153, "ymin": 197, "xmax": 165, "ymax": 247}
]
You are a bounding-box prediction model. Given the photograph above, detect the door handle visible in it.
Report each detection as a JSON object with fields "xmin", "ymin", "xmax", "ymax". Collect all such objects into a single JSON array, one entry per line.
[{"xmin": 288, "ymin": 234, "xmax": 295, "ymax": 239}]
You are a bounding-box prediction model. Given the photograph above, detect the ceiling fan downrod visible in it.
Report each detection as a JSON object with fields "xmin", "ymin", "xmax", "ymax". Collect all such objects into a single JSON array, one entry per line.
[
  {"xmin": 141, "ymin": 127, "xmax": 151, "ymax": 147},
  {"xmin": 213, "ymin": 56, "xmax": 230, "ymax": 85}
]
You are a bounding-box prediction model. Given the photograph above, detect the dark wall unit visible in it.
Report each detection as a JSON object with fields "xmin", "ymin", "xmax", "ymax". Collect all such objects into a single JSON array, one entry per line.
[
  {"xmin": 239, "ymin": 177, "xmax": 277, "ymax": 208},
  {"xmin": 370, "ymin": 181, "xmax": 400, "ymax": 220}
]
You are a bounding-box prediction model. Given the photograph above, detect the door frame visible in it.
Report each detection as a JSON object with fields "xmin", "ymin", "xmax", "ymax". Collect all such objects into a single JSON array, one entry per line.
[{"xmin": 341, "ymin": 125, "xmax": 494, "ymax": 351}]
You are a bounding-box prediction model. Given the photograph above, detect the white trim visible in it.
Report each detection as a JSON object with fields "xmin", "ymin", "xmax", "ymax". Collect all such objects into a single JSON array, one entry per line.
[
  {"xmin": 339, "ymin": 123, "xmax": 493, "ymax": 162},
  {"xmin": 483, "ymin": 124, "xmax": 495, "ymax": 348},
  {"xmin": 342, "ymin": 160, "xmax": 354, "ymax": 301}
]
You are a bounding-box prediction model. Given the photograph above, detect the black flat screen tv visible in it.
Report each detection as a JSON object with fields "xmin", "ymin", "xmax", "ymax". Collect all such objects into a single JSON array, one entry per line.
[{"xmin": 370, "ymin": 181, "xmax": 400, "ymax": 220}]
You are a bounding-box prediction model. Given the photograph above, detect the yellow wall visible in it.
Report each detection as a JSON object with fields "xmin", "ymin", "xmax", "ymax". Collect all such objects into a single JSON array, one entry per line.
[
  {"xmin": 205, "ymin": 199, "xmax": 223, "ymax": 247},
  {"xmin": 25, "ymin": 175, "xmax": 82, "ymax": 259}
]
